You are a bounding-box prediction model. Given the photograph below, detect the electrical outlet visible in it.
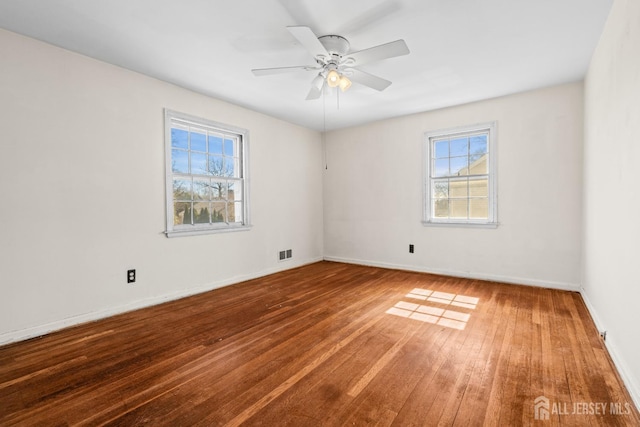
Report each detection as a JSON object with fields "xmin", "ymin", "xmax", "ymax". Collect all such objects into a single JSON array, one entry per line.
[
  {"xmin": 600, "ymin": 330, "xmax": 607, "ymax": 341},
  {"xmin": 127, "ymin": 269, "xmax": 136, "ymax": 283},
  {"xmin": 409, "ymin": 244, "xmax": 414, "ymax": 253}
]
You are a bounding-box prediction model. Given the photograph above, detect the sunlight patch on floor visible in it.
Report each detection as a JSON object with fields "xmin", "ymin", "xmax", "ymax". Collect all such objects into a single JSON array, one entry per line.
[{"xmin": 386, "ymin": 288, "xmax": 479, "ymax": 330}]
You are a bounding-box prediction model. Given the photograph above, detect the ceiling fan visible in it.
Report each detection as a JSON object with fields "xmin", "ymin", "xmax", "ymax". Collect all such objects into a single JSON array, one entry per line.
[{"xmin": 251, "ymin": 26, "xmax": 410, "ymax": 100}]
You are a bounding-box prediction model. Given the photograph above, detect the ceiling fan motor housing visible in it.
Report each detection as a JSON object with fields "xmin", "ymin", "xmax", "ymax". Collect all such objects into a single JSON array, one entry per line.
[{"xmin": 318, "ymin": 35, "xmax": 350, "ymax": 58}]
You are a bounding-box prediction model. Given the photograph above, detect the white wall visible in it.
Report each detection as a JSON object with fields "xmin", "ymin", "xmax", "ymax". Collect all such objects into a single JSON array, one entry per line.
[
  {"xmin": 323, "ymin": 83, "xmax": 584, "ymax": 289},
  {"xmin": 582, "ymin": 0, "xmax": 640, "ymax": 407},
  {"xmin": 0, "ymin": 29, "xmax": 324, "ymax": 344}
]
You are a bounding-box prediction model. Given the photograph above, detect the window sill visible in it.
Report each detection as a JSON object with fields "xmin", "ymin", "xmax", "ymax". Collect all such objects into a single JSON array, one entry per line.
[
  {"xmin": 422, "ymin": 220, "xmax": 498, "ymax": 229},
  {"xmin": 165, "ymin": 224, "xmax": 252, "ymax": 238}
]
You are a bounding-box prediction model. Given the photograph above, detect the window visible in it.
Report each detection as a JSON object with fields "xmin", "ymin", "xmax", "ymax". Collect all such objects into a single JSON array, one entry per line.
[
  {"xmin": 423, "ymin": 122, "xmax": 496, "ymax": 226},
  {"xmin": 164, "ymin": 109, "xmax": 250, "ymax": 237}
]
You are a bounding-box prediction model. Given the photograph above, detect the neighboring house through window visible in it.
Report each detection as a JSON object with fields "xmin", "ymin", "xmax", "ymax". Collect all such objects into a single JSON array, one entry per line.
[
  {"xmin": 423, "ymin": 122, "xmax": 497, "ymax": 227},
  {"xmin": 164, "ymin": 109, "xmax": 250, "ymax": 237}
]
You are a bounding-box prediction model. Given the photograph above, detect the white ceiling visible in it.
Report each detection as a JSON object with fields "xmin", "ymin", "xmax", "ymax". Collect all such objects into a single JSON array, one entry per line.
[{"xmin": 0, "ymin": 0, "xmax": 612, "ymax": 131}]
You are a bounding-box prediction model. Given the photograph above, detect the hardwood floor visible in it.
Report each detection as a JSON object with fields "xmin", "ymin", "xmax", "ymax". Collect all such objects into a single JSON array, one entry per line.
[{"xmin": 1, "ymin": 261, "xmax": 638, "ymax": 426}]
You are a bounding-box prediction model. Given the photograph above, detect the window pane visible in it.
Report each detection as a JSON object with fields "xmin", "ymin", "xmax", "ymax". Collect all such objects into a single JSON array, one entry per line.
[
  {"xmin": 234, "ymin": 158, "xmax": 241, "ymax": 178},
  {"xmin": 470, "ymin": 198, "xmax": 488, "ymax": 219},
  {"xmin": 171, "ymin": 127, "xmax": 189, "ymax": 149},
  {"xmin": 191, "ymin": 129, "xmax": 207, "ymax": 152},
  {"xmin": 470, "ymin": 135, "xmax": 487, "ymax": 154},
  {"xmin": 174, "ymin": 202, "xmax": 192, "ymax": 225},
  {"xmin": 434, "ymin": 158, "xmax": 449, "ymax": 177},
  {"xmin": 224, "ymin": 138, "xmax": 235, "ymax": 157},
  {"xmin": 433, "ymin": 199, "xmax": 449, "ymax": 218},
  {"xmin": 193, "ymin": 202, "xmax": 210, "ymax": 224},
  {"xmin": 469, "ymin": 178, "xmax": 488, "ymax": 197},
  {"xmin": 211, "ymin": 201, "xmax": 226, "ymax": 223},
  {"xmin": 228, "ymin": 181, "xmax": 242, "ymax": 202},
  {"xmin": 449, "ymin": 199, "xmax": 468, "ymax": 218},
  {"xmin": 434, "ymin": 140, "xmax": 449, "ymax": 159},
  {"xmin": 450, "ymin": 156, "xmax": 469, "ymax": 176},
  {"xmin": 229, "ymin": 202, "xmax": 243, "ymax": 223},
  {"xmin": 224, "ymin": 157, "xmax": 236, "ymax": 176},
  {"xmin": 450, "ymin": 137, "xmax": 468, "ymax": 157},
  {"xmin": 171, "ymin": 149, "xmax": 189, "ymax": 173},
  {"xmin": 469, "ymin": 153, "xmax": 488, "ymax": 174},
  {"xmin": 208, "ymin": 134, "xmax": 223, "ymax": 154},
  {"xmin": 173, "ymin": 178, "xmax": 191, "ymax": 201},
  {"xmin": 432, "ymin": 179, "xmax": 448, "ymax": 199},
  {"xmin": 449, "ymin": 178, "xmax": 468, "ymax": 198},
  {"xmin": 208, "ymin": 155, "xmax": 224, "ymax": 176},
  {"xmin": 191, "ymin": 152, "xmax": 207, "ymax": 175},
  {"xmin": 211, "ymin": 182, "xmax": 226, "ymax": 200},
  {"xmin": 193, "ymin": 179, "xmax": 210, "ymax": 200}
]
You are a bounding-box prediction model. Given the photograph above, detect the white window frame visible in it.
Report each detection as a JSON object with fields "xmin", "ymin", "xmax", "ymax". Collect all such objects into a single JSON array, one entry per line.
[
  {"xmin": 423, "ymin": 122, "xmax": 497, "ymax": 228},
  {"xmin": 164, "ymin": 109, "xmax": 251, "ymax": 237}
]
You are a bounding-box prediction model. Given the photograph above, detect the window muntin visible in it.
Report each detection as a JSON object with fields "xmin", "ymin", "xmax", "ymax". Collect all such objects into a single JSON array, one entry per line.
[
  {"xmin": 165, "ymin": 110, "xmax": 250, "ymax": 236},
  {"xmin": 424, "ymin": 123, "xmax": 496, "ymax": 226}
]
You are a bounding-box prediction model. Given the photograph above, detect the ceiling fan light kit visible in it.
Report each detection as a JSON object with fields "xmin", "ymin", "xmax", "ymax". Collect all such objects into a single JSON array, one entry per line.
[
  {"xmin": 251, "ymin": 26, "xmax": 409, "ymax": 100},
  {"xmin": 338, "ymin": 75, "xmax": 352, "ymax": 92},
  {"xmin": 311, "ymin": 73, "xmax": 325, "ymax": 90},
  {"xmin": 326, "ymin": 69, "xmax": 340, "ymax": 87}
]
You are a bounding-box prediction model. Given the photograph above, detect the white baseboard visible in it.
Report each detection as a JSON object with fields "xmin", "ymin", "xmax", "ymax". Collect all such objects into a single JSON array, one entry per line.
[
  {"xmin": 323, "ymin": 256, "xmax": 580, "ymax": 291},
  {"xmin": 0, "ymin": 256, "xmax": 323, "ymax": 346},
  {"xmin": 580, "ymin": 287, "xmax": 640, "ymax": 412}
]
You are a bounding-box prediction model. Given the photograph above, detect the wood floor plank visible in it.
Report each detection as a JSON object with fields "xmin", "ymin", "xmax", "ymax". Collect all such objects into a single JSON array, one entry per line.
[
  {"xmin": 342, "ymin": 320, "xmax": 453, "ymax": 426},
  {"xmin": 0, "ymin": 261, "xmax": 638, "ymax": 426}
]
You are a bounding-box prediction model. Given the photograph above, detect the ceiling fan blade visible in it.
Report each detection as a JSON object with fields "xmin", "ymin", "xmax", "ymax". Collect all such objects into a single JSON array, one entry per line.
[
  {"xmin": 305, "ymin": 74, "xmax": 325, "ymax": 100},
  {"xmin": 349, "ymin": 69, "xmax": 392, "ymax": 91},
  {"xmin": 347, "ymin": 39, "xmax": 409, "ymax": 67},
  {"xmin": 251, "ymin": 65, "xmax": 315, "ymax": 76},
  {"xmin": 287, "ymin": 26, "xmax": 330, "ymax": 60},
  {"xmin": 306, "ymin": 86, "xmax": 323, "ymax": 100}
]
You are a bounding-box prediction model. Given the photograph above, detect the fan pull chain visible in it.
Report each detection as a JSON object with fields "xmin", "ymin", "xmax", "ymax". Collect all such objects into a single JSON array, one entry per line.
[{"xmin": 323, "ymin": 88, "xmax": 328, "ymax": 170}]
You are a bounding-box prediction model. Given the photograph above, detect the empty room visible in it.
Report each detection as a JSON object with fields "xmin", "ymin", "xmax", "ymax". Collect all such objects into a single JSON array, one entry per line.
[{"xmin": 1, "ymin": 0, "xmax": 639, "ymax": 425}]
